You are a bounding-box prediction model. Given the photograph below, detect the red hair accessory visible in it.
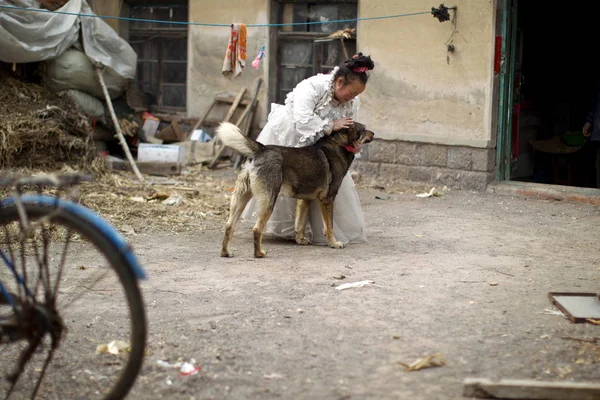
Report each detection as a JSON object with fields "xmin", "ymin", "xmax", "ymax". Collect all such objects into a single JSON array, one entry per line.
[{"xmin": 353, "ymin": 67, "xmax": 368, "ymax": 73}]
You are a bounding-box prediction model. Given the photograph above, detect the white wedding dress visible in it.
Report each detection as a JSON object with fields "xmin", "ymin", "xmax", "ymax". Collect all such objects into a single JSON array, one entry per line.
[{"xmin": 241, "ymin": 68, "xmax": 366, "ymax": 245}]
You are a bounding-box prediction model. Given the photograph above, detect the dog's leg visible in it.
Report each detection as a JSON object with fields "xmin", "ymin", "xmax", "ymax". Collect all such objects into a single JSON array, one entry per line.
[
  {"xmin": 294, "ymin": 199, "xmax": 311, "ymax": 245},
  {"xmin": 221, "ymin": 175, "xmax": 252, "ymax": 257},
  {"xmin": 253, "ymin": 202, "xmax": 276, "ymax": 258},
  {"xmin": 319, "ymin": 201, "xmax": 344, "ymax": 249},
  {"xmin": 251, "ymin": 179, "xmax": 281, "ymax": 258}
]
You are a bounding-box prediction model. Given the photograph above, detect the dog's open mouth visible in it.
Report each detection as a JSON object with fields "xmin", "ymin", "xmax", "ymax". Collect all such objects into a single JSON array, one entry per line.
[
  {"xmin": 345, "ymin": 128, "xmax": 374, "ymax": 153},
  {"xmin": 359, "ymin": 129, "xmax": 375, "ymax": 144}
]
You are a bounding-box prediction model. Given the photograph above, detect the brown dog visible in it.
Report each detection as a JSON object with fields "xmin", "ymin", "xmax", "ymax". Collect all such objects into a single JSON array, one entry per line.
[{"xmin": 216, "ymin": 121, "xmax": 374, "ymax": 258}]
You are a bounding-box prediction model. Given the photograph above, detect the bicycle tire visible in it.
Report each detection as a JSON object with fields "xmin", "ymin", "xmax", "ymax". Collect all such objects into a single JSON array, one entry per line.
[{"xmin": 0, "ymin": 195, "xmax": 147, "ymax": 400}]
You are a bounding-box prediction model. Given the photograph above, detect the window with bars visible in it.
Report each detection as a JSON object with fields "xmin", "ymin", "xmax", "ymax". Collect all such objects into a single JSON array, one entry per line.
[
  {"xmin": 128, "ymin": 3, "xmax": 188, "ymax": 111},
  {"xmin": 275, "ymin": 1, "xmax": 357, "ymax": 104}
]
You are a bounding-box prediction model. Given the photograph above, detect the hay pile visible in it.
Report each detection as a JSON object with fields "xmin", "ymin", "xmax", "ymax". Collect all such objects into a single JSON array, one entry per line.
[
  {"xmin": 0, "ymin": 69, "xmax": 106, "ymax": 173},
  {"xmin": 75, "ymin": 167, "xmax": 235, "ymax": 234}
]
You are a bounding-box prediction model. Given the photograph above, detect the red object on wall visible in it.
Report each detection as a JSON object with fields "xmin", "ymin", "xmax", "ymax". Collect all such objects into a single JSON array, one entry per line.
[{"xmin": 494, "ymin": 36, "xmax": 502, "ymax": 74}]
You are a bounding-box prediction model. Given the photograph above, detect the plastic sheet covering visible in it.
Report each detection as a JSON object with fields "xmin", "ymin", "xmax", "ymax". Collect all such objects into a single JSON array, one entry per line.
[
  {"xmin": 45, "ymin": 48, "xmax": 128, "ymax": 99},
  {"xmin": 0, "ymin": 0, "xmax": 136, "ymax": 80}
]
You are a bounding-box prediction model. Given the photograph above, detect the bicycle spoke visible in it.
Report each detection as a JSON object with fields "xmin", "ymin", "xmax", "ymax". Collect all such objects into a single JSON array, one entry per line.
[
  {"xmin": 0, "ymin": 230, "xmax": 32, "ymax": 302},
  {"xmin": 30, "ymin": 341, "xmax": 57, "ymax": 399},
  {"xmin": 51, "ymin": 227, "xmax": 72, "ymax": 308},
  {"xmin": 30, "ymin": 230, "xmax": 45, "ymax": 302},
  {"xmin": 6, "ymin": 336, "xmax": 42, "ymax": 397},
  {"xmin": 19, "ymin": 237, "xmax": 29, "ymax": 304},
  {"xmin": 41, "ymin": 221, "xmax": 52, "ymax": 306}
]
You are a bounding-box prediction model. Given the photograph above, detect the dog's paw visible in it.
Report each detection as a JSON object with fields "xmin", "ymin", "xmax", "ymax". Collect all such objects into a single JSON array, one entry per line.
[
  {"xmin": 254, "ymin": 250, "xmax": 267, "ymax": 258},
  {"xmin": 221, "ymin": 249, "xmax": 233, "ymax": 257},
  {"xmin": 295, "ymin": 237, "xmax": 310, "ymax": 245},
  {"xmin": 328, "ymin": 241, "xmax": 345, "ymax": 249}
]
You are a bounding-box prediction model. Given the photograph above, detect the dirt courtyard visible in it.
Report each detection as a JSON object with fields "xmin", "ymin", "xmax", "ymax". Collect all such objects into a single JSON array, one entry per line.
[{"xmin": 70, "ymin": 167, "xmax": 594, "ymax": 400}]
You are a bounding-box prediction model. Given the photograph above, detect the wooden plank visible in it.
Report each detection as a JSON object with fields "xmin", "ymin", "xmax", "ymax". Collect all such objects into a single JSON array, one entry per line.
[
  {"xmin": 242, "ymin": 101, "xmax": 258, "ymax": 137},
  {"xmin": 110, "ymin": 159, "xmax": 182, "ymax": 177},
  {"xmin": 209, "ymin": 78, "xmax": 262, "ymax": 169},
  {"xmin": 232, "ymin": 102, "xmax": 257, "ymax": 169},
  {"xmin": 190, "ymin": 93, "xmax": 245, "ymax": 132},
  {"xmin": 214, "ymin": 96, "xmax": 251, "ymax": 106},
  {"xmin": 234, "ymin": 102, "xmax": 253, "ymax": 127},
  {"xmin": 548, "ymin": 292, "xmax": 600, "ymax": 323},
  {"xmin": 340, "ymin": 37, "xmax": 349, "ymax": 60},
  {"xmin": 190, "ymin": 91, "xmax": 247, "ymax": 134},
  {"xmin": 241, "ymin": 77, "xmax": 263, "ymax": 133},
  {"xmin": 463, "ymin": 378, "xmax": 600, "ymax": 400},
  {"xmin": 233, "ymin": 77, "xmax": 263, "ymax": 169},
  {"xmin": 201, "ymin": 118, "xmax": 229, "ymax": 128},
  {"xmin": 223, "ymin": 88, "xmax": 247, "ymax": 123},
  {"xmin": 191, "ymin": 100, "xmax": 218, "ymax": 132}
]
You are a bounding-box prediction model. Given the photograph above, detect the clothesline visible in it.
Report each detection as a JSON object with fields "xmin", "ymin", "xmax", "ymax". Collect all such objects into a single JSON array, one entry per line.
[{"xmin": 0, "ymin": 4, "xmax": 431, "ymax": 28}]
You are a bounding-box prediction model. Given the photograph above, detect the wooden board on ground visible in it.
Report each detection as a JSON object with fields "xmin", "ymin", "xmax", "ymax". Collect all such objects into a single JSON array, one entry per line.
[
  {"xmin": 463, "ymin": 378, "xmax": 600, "ymax": 400},
  {"xmin": 109, "ymin": 159, "xmax": 182, "ymax": 176},
  {"xmin": 548, "ymin": 292, "xmax": 600, "ymax": 322}
]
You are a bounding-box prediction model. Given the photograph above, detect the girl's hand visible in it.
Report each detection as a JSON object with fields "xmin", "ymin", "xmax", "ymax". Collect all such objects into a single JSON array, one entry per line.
[{"xmin": 332, "ymin": 117, "xmax": 353, "ymax": 131}]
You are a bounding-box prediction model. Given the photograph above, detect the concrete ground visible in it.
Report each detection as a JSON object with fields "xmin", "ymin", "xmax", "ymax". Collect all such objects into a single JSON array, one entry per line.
[
  {"xmin": 121, "ymin": 173, "xmax": 600, "ymax": 399},
  {"xmin": 5, "ymin": 169, "xmax": 599, "ymax": 400}
]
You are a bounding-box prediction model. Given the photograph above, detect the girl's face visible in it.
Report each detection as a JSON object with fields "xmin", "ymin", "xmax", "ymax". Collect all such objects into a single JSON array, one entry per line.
[{"xmin": 334, "ymin": 78, "xmax": 366, "ymax": 103}]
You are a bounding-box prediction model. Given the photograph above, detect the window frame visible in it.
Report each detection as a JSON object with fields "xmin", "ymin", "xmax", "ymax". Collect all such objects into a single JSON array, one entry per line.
[
  {"xmin": 128, "ymin": 3, "xmax": 189, "ymax": 112},
  {"xmin": 269, "ymin": 0, "xmax": 358, "ymax": 105}
]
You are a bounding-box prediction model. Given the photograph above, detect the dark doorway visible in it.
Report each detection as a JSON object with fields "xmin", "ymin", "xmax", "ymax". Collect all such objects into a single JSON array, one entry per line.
[{"xmin": 510, "ymin": 1, "xmax": 599, "ymax": 188}]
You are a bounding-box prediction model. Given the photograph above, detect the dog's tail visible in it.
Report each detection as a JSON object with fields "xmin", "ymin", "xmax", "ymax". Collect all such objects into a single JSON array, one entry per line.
[{"xmin": 215, "ymin": 122, "xmax": 264, "ymax": 158}]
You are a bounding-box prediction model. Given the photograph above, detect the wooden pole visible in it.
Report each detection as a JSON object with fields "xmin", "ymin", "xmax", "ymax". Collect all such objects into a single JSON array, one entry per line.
[{"xmin": 95, "ymin": 66, "xmax": 147, "ymax": 186}]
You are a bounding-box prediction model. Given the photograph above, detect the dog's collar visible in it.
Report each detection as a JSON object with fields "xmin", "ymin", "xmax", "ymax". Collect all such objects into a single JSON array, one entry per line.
[{"xmin": 345, "ymin": 144, "xmax": 360, "ymax": 153}]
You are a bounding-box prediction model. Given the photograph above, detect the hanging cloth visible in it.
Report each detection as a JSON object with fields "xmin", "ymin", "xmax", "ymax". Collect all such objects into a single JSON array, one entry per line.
[{"xmin": 222, "ymin": 23, "xmax": 247, "ymax": 78}]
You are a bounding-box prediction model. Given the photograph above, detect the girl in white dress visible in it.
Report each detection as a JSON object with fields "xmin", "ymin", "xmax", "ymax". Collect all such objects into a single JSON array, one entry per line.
[{"xmin": 241, "ymin": 53, "xmax": 375, "ymax": 245}]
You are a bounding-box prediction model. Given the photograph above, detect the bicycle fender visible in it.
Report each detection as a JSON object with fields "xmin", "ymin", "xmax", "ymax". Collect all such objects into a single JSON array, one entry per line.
[{"xmin": 1, "ymin": 195, "xmax": 147, "ymax": 280}]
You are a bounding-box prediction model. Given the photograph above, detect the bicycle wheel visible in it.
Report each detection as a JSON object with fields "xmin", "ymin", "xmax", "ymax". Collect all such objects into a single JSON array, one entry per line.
[{"xmin": 0, "ymin": 195, "xmax": 147, "ymax": 400}]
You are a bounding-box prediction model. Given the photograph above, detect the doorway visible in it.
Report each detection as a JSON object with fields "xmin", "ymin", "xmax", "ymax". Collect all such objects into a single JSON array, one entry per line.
[{"xmin": 499, "ymin": 0, "xmax": 599, "ymax": 188}]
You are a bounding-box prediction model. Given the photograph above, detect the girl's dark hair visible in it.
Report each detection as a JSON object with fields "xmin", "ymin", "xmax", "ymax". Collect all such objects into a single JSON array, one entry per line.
[{"xmin": 334, "ymin": 53, "xmax": 375, "ymax": 85}]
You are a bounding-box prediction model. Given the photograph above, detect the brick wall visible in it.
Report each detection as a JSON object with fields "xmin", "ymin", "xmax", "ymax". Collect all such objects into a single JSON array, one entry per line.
[{"xmin": 355, "ymin": 140, "xmax": 496, "ymax": 191}]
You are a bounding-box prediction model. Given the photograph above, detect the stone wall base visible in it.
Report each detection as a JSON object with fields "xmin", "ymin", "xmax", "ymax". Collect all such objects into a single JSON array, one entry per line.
[{"xmin": 354, "ymin": 140, "xmax": 496, "ymax": 191}]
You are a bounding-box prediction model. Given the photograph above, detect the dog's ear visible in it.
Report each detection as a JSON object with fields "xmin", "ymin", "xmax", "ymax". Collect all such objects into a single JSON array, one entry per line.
[
  {"xmin": 353, "ymin": 122, "xmax": 366, "ymax": 131},
  {"xmin": 345, "ymin": 123, "xmax": 360, "ymax": 142}
]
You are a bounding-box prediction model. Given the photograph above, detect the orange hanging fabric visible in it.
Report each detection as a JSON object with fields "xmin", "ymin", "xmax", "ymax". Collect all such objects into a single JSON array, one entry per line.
[{"xmin": 222, "ymin": 23, "xmax": 247, "ymax": 78}]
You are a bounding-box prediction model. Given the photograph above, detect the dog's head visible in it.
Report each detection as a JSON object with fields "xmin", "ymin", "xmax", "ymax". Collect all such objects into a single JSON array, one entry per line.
[
  {"xmin": 347, "ymin": 122, "xmax": 375, "ymax": 144},
  {"xmin": 339, "ymin": 122, "xmax": 375, "ymax": 153}
]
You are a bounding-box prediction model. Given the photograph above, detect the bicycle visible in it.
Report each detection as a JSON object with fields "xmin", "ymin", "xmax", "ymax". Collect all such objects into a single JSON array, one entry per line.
[{"xmin": 0, "ymin": 173, "xmax": 147, "ymax": 399}]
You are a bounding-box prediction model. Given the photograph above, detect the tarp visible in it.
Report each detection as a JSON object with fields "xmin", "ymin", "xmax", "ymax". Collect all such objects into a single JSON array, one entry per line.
[
  {"xmin": 0, "ymin": 0, "xmax": 136, "ymax": 80},
  {"xmin": 44, "ymin": 47, "xmax": 128, "ymax": 99}
]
